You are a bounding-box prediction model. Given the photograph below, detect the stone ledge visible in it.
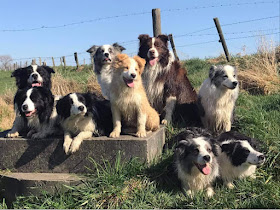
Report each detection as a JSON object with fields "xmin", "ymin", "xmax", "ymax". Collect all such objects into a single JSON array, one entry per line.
[{"xmin": 0, "ymin": 126, "xmax": 165, "ymax": 174}]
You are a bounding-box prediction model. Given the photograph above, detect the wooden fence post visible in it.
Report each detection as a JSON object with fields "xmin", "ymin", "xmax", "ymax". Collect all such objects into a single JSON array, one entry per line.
[
  {"xmin": 74, "ymin": 52, "xmax": 79, "ymax": 68},
  {"xmin": 25, "ymin": 61, "xmax": 28, "ymax": 67},
  {"xmin": 20, "ymin": 61, "xmax": 22, "ymax": 68},
  {"xmin": 52, "ymin": 57, "xmax": 55, "ymax": 67},
  {"xmin": 62, "ymin": 56, "xmax": 66, "ymax": 67},
  {"xmin": 83, "ymin": 58, "xmax": 85, "ymax": 65},
  {"xmin": 60, "ymin": 58, "xmax": 63, "ymax": 66},
  {"xmin": 13, "ymin": 63, "xmax": 16, "ymax": 70},
  {"xmin": 213, "ymin": 17, "xmax": 231, "ymax": 62},
  {"xmin": 43, "ymin": 61, "xmax": 46, "ymax": 66},
  {"xmin": 152, "ymin": 8, "xmax": 161, "ymax": 37},
  {"xmin": 39, "ymin": 57, "xmax": 42, "ymax": 65},
  {"xmin": 32, "ymin": 59, "xmax": 36, "ymax": 65},
  {"xmin": 168, "ymin": 34, "xmax": 179, "ymax": 61}
]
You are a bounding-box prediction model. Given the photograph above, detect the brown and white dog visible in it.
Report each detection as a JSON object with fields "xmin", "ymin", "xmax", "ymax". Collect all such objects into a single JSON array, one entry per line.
[
  {"xmin": 109, "ymin": 54, "xmax": 160, "ymax": 138},
  {"xmin": 138, "ymin": 34, "xmax": 198, "ymax": 125}
]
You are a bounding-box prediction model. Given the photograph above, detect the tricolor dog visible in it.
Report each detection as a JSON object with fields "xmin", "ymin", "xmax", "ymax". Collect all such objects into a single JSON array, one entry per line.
[
  {"xmin": 198, "ymin": 65, "xmax": 239, "ymax": 135},
  {"xmin": 109, "ymin": 54, "xmax": 160, "ymax": 138},
  {"xmin": 138, "ymin": 34, "xmax": 198, "ymax": 125},
  {"xmin": 87, "ymin": 43, "xmax": 126, "ymax": 99}
]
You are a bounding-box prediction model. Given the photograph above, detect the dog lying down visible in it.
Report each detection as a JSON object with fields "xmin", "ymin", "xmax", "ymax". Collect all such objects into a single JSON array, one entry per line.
[
  {"xmin": 56, "ymin": 92, "xmax": 112, "ymax": 154},
  {"xmin": 109, "ymin": 54, "xmax": 160, "ymax": 138}
]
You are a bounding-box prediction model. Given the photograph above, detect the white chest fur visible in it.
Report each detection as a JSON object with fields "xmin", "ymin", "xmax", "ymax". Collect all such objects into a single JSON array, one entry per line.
[{"xmin": 97, "ymin": 64, "xmax": 113, "ymax": 100}]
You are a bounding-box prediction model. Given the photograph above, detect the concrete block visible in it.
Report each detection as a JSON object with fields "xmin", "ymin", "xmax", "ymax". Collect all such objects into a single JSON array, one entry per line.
[{"xmin": 0, "ymin": 127, "xmax": 165, "ymax": 174}]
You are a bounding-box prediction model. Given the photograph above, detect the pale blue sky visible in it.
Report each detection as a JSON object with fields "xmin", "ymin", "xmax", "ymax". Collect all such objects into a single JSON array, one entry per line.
[{"xmin": 1, "ymin": 0, "xmax": 279, "ymax": 65}]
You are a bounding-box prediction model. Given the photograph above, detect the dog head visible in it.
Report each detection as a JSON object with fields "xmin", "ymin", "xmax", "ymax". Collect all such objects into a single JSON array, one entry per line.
[
  {"xmin": 14, "ymin": 87, "xmax": 54, "ymax": 123},
  {"xmin": 175, "ymin": 137, "xmax": 220, "ymax": 175},
  {"xmin": 209, "ymin": 65, "xmax": 238, "ymax": 90},
  {"xmin": 113, "ymin": 54, "xmax": 146, "ymax": 88},
  {"xmin": 138, "ymin": 34, "xmax": 170, "ymax": 67},
  {"xmin": 11, "ymin": 65, "xmax": 55, "ymax": 89},
  {"xmin": 221, "ymin": 140, "xmax": 265, "ymax": 166},
  {"xmin": 56, "ymin": 93, "xmax": 99, "ymax": 119},
  {"xmin": 87, "ymin": 43, "xmax": 126, "ymax": 70}
]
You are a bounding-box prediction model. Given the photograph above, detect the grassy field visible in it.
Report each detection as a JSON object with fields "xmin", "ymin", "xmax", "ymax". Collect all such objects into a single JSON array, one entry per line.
[{"xmin": 0, "ymin": 59, "xmax": 280, "ymax": 209}]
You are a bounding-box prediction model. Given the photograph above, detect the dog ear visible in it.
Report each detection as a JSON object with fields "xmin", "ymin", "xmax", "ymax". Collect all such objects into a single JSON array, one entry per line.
[
  {"xmin": 87, "ymin": 45, "xmax": 100, "ymax": 56},
  {"xmin": 175, "ymin": 140, "xmax": 190, "ymax": 158},
  {"xmin": 113, "ymin": 54, "xmax": 129, "ymax": 69},
  {"xmin": 210, "ymin": 139, "xmax": 221, "ymax": 156},
  {"xmin": 56, "ymin": 94, "xmax": 71, "ymax": 119},
  {"xmin": 138, "ymin": 34, "xmax": 150, "ymax": 44},
  {"xmin": 157, "ymin": 34, "xmax": 169, "ymax": 45},
  {"xmin": 43, "ymin": 66, "xmax": 55, "ymax": 74},
  {"xmin": 209, "ymin": 65, "xmax": 217, "ymax": 79},
  {"xmin": 221, "ymin": 142, "xmax": 238, "ymax": 156},
  {"xmin": 11, "ymin": 68, "xmax": 24, "ymax": 77},
  {"xmin": 133, "ymin": 55, "xmax": 146, "ymax": 75},
  {"xmin": 113, "ymin": 43, "xmax": 126, "ymax": 52}
]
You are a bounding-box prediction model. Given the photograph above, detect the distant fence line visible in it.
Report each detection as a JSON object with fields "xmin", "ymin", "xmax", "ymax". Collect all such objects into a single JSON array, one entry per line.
[{"xmin": 2, "ymin": 8, "xmax": 280, "ymax": 70}]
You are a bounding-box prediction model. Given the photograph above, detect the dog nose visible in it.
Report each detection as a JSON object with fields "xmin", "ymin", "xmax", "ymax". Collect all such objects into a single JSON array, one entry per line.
[
  {"xmin": 104, "ymin": 53, "xmax": 109, "ymax": 57},
  {"xmin": 78, "ymin": 106, "xmax": 84, "ymax": 111},
  {"xmin": 258, "ymin": 154, "xmax": 265, "ymax": 161},
  {"xmin": 32, "ymin": 74, "xmax": 38, "ymax": 80},
  {"xmin": 22, "ymin": 104, "xmax": 28, "ymax": 111},
  {"xmin": 131, "ymin": 73, "xmax": 136, "ymax": 78},
  {"xmin": 232, "ymin": 81, "xmax": 238, "ymax": 87},
  {"xmin": 149, "ymin": 49, "xmax": 155, "ymax": 54},
  {"xmin": 203, "ymin": 155, "xmax": 211, "ymax": 162}
]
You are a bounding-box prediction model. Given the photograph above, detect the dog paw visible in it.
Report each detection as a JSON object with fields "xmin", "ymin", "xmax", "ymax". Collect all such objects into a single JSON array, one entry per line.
[
  {"xmin": 6, "ymin": 131, "xmax": 19, "ymax": 138},
  {"xmin": 63, "ymin": 141, "xmax": 72, "ymax": 155},
  {"xmin": 186, "ymin": 190, "xmax": 194, "ymax": 198},
  {"xmin": 161, "ymin": 119, "xmax": 169, "ymax": 125},
  {"xmin": 109, "ymin": 131, "xmax": 120, "ymax": 138},
  {"xmin": 69, "ymin": 140, "xmax": 82, "ymax": 154},
  {"xmin": 27, "ymin": 130, "xmax": 36, "ymax": 138},
  {"xmin": 136, "ymin": 130, "xmax": 146, "ymax": 138},
  {"xmin": 206, "ymin": 187, "xmax": 215, "ymax": 197},
  {"xmin": 31, "ymin": 133, "xmax": 45, "ymax": 139},
  {"xmin": 226, "ymin": 182, "xmax": 235, "ymax": 189}
]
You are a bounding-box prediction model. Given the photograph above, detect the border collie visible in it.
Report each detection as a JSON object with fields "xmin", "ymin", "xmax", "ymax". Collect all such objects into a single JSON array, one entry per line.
[
  {"xmin": 216, "ymin": 131, "xmax": 265, "ymax": 188},
  {"xmin": 174, "ymin": 129, "xmax": 220, "ymax": 197},
  {"xmin": 87, "ymin": 43, "xmax": 126, "ymax": 99},
  {"xmin": 6, "ymin": 87, "xmax": 59, "ymax": 139},
  {"xmin": 198, "ymin": 65, "xmax": 239, "ymax": 135},
  {"xmin": 56, "ymin": 92, "xmax": 112, "ymax": 154},
  {"xmin": 138, "ymin": 34, "xmax": 198, "ymax": 125},
  {"xmin": 11, "ymin": 65, "xmax": 55, "ymax": 89},
  {"xmin": 109, "ymin": 54, "xmax": 159, "ymax": 138}
]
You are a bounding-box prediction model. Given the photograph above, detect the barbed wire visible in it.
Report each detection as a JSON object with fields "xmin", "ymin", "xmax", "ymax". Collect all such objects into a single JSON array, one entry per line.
[
  {"xmin": 161, "ymin": 1, "xmax": 279, "ymax": 12},
  {"xmin": 221, "ymin": 15, "xmax": 279, "ymax": 27},
  {"xmin": 1, "ymin": 1, "xmax": 278, "ymax": 32}
]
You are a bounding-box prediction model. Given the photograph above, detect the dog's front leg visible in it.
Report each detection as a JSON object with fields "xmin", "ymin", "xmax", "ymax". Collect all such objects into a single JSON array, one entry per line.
[
  {"xmin": 109, "ymin": 104, "xmax": 122, "ymax": 138},
  {"xmin": 69, "ymin": 131, "xmax": 93, "ymax": 154},
  {"xmin": 161, "ymin": 96, "xmax": 176, "ymax": 125},
  {"xmin": 63, "ymin": 132, "xmax": 73, "ymax": 155},
  {"xmin": 206, "ymin": 186, "xmax": 215, "ymax": 197},
  {"xmin": 136, "ymin": 109, "xmax": 147, "ymax": 138}
]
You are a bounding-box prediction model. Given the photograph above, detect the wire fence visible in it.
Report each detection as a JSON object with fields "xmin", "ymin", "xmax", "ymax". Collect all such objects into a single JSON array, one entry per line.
[{"xmin": 1, "ymin": 1, "xmax": 279, "ymax": 70}]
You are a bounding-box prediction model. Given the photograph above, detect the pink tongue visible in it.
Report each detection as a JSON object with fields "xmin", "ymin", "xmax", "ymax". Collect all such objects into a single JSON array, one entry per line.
[
  {"xmin": 202, "ymin": 165, "xmax": 211, "ymax": 175},
  {"xmin": 32, "ymin": 83, "xmax": 42, "ymax": 87},
  {"xmin": 149, "ymin": 58, "xmax": 158, "ymax": 66},
  {"xmin": 127, "ymin": 81, "xmax": 134, "ymax": 88},
  {"xmin": 26, "ymin": 112, "xmax": 33, "ymax": 117}
]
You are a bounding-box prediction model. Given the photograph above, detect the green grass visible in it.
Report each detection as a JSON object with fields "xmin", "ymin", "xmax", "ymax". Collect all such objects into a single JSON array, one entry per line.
[
  {"xmin": 1, "ymin": 60, "xmax": 280, "ymax": 209},
  {"xmin": 0, "ymin": 70, "xmax": 16, "ymax": 94}
]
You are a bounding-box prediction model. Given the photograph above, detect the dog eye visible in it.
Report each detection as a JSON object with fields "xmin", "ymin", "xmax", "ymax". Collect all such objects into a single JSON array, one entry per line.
[
  {"xmin": 233, "ymin": 75, "xmax": 236, "ymax": 78},
  {"xmin": 109, "ymin": 48, "xmax": 112, "ymax": 53},
  {"xmin": 223, "ymin": 75, "xmax": 228, "ymax": 78},
  {"xmin": 193, "ymin": 148, "xmax": 199, "ymax": 154},
  {"xmin": 207, "ymin": 148, "xmax": 212, "ymax": 152}
]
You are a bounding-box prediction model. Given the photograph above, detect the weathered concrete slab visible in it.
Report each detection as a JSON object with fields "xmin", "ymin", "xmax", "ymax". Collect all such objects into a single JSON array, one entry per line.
[
  {"xmin": 0, "ymin": 172, "xmax": 83, "ymax": 205},
  {"xmin": 0, "ymin": 127, "xmax": 165, "ymax": 174}
]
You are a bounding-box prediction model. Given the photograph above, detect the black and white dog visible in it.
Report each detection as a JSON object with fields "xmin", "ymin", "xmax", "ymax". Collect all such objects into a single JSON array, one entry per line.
[
  {"xmin": 216, "ymin": 131, "xmax": 265, "ymax": 188},
  {"xmin": 7, "ymin": 65, "xmax": 56, "ymax": 138},
  {"xmin": 87, "ymin": 43, "xmax": 126, "ymax": 100},
  {"xmin": 174, "ymin": 128, "xmax": 220, "ymax": 197},
  {"xmin": 198, "ymin": 65, "xmax": 239, "ymax": 135},
  {"xmin": 7, "ymin": 87, "xmax": 59, "ymax": 139},
  {"xmin": 56, "ymin": 92, "xmax": 112, "ymax": 154},
  {"xmin": 11, "ymin": 65, "xmax": 55, "ymax": 89}
]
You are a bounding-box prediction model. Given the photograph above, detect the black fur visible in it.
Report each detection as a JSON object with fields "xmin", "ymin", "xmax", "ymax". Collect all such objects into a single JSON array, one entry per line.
[
  {"xmin": 11, "ymin": 65, "xmax": 55, "ymax": 89},
  {"xmin": 56, "ymin": 92, "xmax": 113, "ymax": 136},
  {"xmin": 220, "ymin": 141, "xmax": 250, "ymax": 166}
]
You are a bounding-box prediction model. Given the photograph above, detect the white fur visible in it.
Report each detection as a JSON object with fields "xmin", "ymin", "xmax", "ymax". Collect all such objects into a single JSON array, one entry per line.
[
  {"xmin": 218, "ymin": 140, "xmax": 264, "ymax": 188},
  {"xmin": 61, "ymin": 93, "xmax": 97, "ymax": 154},
  {"xmin": 27, "ymin": 65, "xmax": 43, "ymax": 85},
  {"xmin": 176, "ymin": 137, "xmax": 219, "ymax": 197},
  {"xmin": 97, "ymin": 64, "xmax": 112, "ymax": 100},
  {"xmin": 199, "ymin": 65, "xmax": 239, "ymax": 134}
]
